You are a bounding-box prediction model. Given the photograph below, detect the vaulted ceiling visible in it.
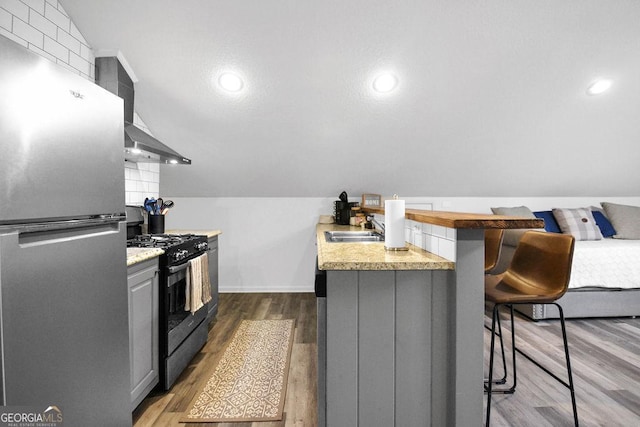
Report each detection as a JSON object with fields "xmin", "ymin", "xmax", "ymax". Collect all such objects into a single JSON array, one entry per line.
[{"xmin": 61, "ymin": 1, "xmax": 640, "ymax": 197}]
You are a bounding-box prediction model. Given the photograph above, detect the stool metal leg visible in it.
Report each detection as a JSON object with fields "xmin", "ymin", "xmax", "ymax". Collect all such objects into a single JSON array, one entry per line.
[
  {"xmin": 485, "ymin": 303, "xmax": 499, "ymax": 426},
  {"xmin": 556, "ymin": 304, "xmax": 580, "ymax": 427},
  {"xmin": 506, "ymin": 304, "xmax": 518, "ymax": 393},
  {"xmin": 484, "ymin": 308, "xmax": 508, "ymax": 385},
  {"xmin": 505, "ymin": 303, "xmax": 580, "ymax": 427},
  {"xmin": 485, "ymin": 304, "xmax": 518, "ymax": 395}
]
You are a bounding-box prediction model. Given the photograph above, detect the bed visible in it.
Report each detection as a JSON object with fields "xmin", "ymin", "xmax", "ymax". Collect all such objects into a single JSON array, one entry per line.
[{"xmin": 492, "ymin": 203, "xmax": 640, "ymax": 320}]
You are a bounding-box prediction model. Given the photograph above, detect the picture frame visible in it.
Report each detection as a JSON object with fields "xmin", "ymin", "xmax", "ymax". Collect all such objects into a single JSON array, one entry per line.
[{"xmin": 361, "ymin": 193, "xmax": 382, "ymax": 208}]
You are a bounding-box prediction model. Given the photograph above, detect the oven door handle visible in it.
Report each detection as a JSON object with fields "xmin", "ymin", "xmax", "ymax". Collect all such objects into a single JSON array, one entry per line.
[{"xmin": 168, "ymin": 262, "xmax": 190, "ymax": 274}]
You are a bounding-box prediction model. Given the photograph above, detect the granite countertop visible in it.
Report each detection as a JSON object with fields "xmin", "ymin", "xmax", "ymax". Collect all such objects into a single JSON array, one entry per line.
[
  {"xmin": 126, "ymin": 247, "xmax": 164, "ymax": 267},
  {"xmin": 165, "ymin": 229, "xmax": 222, "ymax": 238},
  {"xmin": 316, "ymin": 223, "xmax": 455, "ymax": 271}
]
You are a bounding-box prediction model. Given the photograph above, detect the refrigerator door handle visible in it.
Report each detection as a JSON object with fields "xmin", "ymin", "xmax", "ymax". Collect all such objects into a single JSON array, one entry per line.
[{"xmin": 18, "ymin": 221, "xmax": 122, "ymax": 248}]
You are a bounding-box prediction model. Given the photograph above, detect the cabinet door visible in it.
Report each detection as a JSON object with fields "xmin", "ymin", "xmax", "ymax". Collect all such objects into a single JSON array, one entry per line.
[
  {"xmin": 128, "ymin": 259, "xmax": 159, "ymax": 410},
  {"xmin": 207, "ymin": 236, "xmax": 219, "ymax": 322}
]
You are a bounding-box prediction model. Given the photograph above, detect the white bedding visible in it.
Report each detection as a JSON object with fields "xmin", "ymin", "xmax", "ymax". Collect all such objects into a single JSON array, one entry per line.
[{"xmin": 569, "ymin": 239, "xmax": 640, "ymax": 290}]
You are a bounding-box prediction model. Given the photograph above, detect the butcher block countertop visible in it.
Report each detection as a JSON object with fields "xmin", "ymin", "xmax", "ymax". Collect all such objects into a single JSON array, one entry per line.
[
  {"xmin": 362, "ymin": 207, "xmax": 544, "ymax": 229},
  {"xmin": 316, "ymin": 224, "xmax": 455, "ymax": 271}
]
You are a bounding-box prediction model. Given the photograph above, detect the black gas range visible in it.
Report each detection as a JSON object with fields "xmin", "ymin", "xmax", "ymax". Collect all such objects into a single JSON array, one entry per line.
[
  {"xmin": 127, "ymin": 232, "xmax": 210, "ymax": 390},
  {"xmin": 127, "ymin": 233, "xmax": 208, "ymax": 263}
]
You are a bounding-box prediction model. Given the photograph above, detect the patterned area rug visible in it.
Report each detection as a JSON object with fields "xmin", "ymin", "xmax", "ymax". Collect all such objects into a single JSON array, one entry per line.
[{"xmin": 182, "ymin": 319, "xmax": 295, "ymax": 422}]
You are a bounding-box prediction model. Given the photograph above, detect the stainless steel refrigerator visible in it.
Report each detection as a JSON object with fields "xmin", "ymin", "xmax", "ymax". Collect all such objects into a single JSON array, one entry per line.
[{"xmin": 0, "ymin": 36, "xmax": 131, "ymax": 425}]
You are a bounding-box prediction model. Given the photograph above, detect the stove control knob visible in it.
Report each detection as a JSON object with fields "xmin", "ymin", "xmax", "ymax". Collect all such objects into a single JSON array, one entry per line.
[
  {"xmin": 195, "ymin": 242, "xmax": 208, "ymax": 251},
  {"xmin": 173, "ymin": 249, "xmax": 189, "ymax": 262}
]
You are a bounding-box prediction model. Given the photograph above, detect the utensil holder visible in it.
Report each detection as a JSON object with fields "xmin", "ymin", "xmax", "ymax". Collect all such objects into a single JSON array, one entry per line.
[{"xmin": 148, "ymin": 214, "xmax": 165, "ymax": 234}]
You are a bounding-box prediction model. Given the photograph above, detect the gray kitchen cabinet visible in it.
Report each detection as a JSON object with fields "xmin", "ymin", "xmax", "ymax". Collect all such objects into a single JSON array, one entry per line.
[
  {"xmin": 127, "ymin": 258, "xmax": 160, "ymax": 410},
  {"xmin": 207, "ymin": 236, "xmax": 219, "ymax": 323}
]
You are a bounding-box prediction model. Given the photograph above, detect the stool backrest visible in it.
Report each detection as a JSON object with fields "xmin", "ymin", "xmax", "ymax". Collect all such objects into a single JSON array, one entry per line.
[
  {"xmin": 484, "ymin": 229, "xmax": 504, "ymax": 273},
  {"xmin": 502, "ymin": 231, "xmax": 575, "ymax": 302}
]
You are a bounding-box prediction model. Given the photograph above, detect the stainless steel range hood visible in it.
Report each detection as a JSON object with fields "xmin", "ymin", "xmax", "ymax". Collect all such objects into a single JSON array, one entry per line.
[
  {"xmin": 95, "ymin": 56, "xmax": 191, "ymax": 165},
  {"xmin": 124, "ymin": 123, "xmax": 191, "ymax": 164}
]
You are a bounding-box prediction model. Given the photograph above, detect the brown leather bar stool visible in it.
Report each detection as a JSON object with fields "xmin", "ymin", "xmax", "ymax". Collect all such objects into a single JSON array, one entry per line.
[
  {"xmin": 484, "ymin": 231, "xmax": 579, "ymax": 427},
  {"xmin": 484, "ymin": 228, "xmax": 504, "ymax": 274}
]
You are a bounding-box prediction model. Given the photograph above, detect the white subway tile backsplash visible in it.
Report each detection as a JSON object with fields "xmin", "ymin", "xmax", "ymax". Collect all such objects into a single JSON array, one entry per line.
[
  {"xmin": 438, "ymin": 238, "xmax": 456, "ymax": 261},
  {"xmin": 69, "ymin": 21, "xmax": 86, "ymax": 43},
  {"xmin": 446, "ymin": 227, "xmax": 457, "ymax": 240},
  {"xmin": 43, "ymin": 33, "xmax": 65, "ymax": 60},
  {"xmin": 125, "ymin": 158, "xmax": 160, "ymax": 206},
  {"xmin": 420, "ymin": 222, "xmax": 431, "ymax": 235},
  {"xmin": 0, "ymin": 8, "xmax": 11, "ymax": 30},
  {"xmin": 43, "ymin": 1, "xmax": 67, "ymax": 30},
  {"xmin": 126, "ymin": 166, "xmax": 140, "ymax": 177},
  {"xmin": 54, "ymin": 0, "xmax": 66, "ymax": 16},
  {"xmin": 1, "ymin": 0, "xmax": 28, "ymax": 21},
  {"xmin": 408, "ymin": 221, "xmax": 421, "ymax": 248},
  {"xmin": 13, "ymin": 16, "xmax": 42, "ymax": 46},
  {"xmin": 432, "ymin": 225, "xmax": 447, "ymax": 239},
  {"xmin": 56, "ymin": 27, "xmax": 79, "ymax": 52},
  {"xmin": 415, "ymin": 222, "xmax": 457, "ymax": 261},
  {"xmin": 27, "ymin": 42, "xmax": 55, "ymax": 61},
  {"xmin": 425, "ymin": 235, "xmax": 438, "ymax": 254},
  {"xmin": 29, "ymin": 9, "xmax": 53, "ymax": 39},
  {"xmin": 0, "ymin": 26, "xmax": 27, "ymax": 46},
  {"xmin": 69, "ymin": 50, "xmax": 90, "ymax": 76},
  {"xmin": 28, "ymin": 9, "xmax": 54, "ymax": 37},
  {"xmin": 22, "ymin": 0, "xmax": 44, "ymax": 14},
  {"xmin": 79, "ymin": 42, "xmax": 92, "ymax": 61}
]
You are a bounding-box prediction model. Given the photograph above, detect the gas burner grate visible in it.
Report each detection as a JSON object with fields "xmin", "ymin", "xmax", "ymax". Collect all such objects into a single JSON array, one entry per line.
[{"xmin": 127, "ymin": 233, "xmax": 201, "ymax": 249}]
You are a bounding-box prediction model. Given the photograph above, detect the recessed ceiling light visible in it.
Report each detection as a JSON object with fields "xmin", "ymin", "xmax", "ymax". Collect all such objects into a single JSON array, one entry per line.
[
  {"xmin": 586, "ymin": 79, "xmax": 612, "ymax": 95},
  {"xmin": 372, "ymin": 73, "xmax": 398, "ymax": 93},
  {"xmin": 218, "ymin": 72, "xmax": 244, "ymax": 92},
  {"xmin": 168, "ymin": 159, "xmax": 178, "ymax": 164}
]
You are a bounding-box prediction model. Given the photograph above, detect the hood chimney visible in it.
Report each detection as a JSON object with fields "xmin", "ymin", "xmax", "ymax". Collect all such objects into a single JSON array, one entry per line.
[{"xmin": 95, "ymin": 57, "xmax": 191, "ymax": 165}]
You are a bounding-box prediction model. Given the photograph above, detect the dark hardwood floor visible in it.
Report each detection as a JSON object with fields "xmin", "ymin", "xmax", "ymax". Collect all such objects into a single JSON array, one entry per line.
[
  {"xmin": 133, "ymin": 293, "xmax": 640, "ymax": 426},
  {"xmin": 133, "ymin": 293, "xmax": 317, "ymax": 427}
]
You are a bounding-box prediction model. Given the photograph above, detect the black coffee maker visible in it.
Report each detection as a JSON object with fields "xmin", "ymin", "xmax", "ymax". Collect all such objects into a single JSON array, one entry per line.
[{"xmin": 334, "ymin": 191, "xmax": 357, "ymax": 225}]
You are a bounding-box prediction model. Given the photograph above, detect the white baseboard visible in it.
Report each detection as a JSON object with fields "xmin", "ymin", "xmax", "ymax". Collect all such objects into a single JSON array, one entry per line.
[{"xmin": 220, "ymin": 285, "xmax": 314, "ymax": 293}]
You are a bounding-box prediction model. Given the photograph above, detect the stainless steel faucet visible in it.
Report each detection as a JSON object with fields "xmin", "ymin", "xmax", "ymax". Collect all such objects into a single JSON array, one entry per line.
[{"xmin": 368, "ymin": 216, "xmax": 385, "ymax": 234}]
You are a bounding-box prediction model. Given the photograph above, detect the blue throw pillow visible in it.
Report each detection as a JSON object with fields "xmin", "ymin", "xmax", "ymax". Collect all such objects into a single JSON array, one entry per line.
[
  {"xmin": 533, "ymin": 211, "xmax": 561, "ymax": 233},
  {"xmin": 592, "ymin": 210, "xmax": 616, "ymax": 238}
]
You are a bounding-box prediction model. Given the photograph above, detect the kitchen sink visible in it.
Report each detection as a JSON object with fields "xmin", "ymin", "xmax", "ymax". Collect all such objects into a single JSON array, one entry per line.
[{"xmin": 324, "ymin": 230, "xmax": 384, "ymax": 243}]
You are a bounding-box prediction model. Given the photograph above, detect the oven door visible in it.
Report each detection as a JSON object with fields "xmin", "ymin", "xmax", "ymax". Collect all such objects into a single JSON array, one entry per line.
[{"xmin": 165, "ymin": 260, "xmax": 207, "ymax": 356}]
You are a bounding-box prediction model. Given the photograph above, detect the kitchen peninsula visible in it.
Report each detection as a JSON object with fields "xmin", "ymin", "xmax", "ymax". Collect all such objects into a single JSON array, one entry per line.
[{"xmin": 316, "ymin": 210, "xmax": 543, "ymax": 426}]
